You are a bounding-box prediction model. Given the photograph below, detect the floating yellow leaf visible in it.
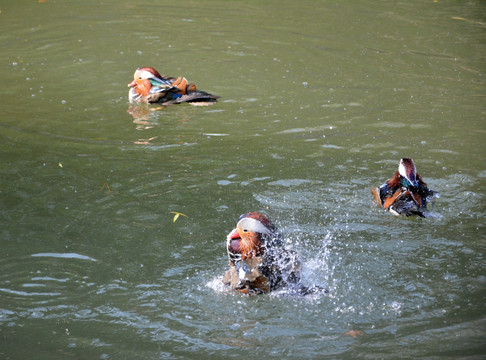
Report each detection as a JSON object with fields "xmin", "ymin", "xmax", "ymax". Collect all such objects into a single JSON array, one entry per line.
[
  {"xmin": 170, "ymin": 212, "xmax": 188, "ymax": 223},
  {"xmin": 58, "ymin": 162, "xmax": 63, "ymax": 168},
  {"xmin": 100, "ymin": 182, "xmax": 111, "ymax": 193}
]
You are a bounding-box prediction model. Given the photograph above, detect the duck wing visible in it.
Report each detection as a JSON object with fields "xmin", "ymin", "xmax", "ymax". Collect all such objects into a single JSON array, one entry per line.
[{"xmin": 161, "ymin": 90, "xmax": 220, "ymax": 105}]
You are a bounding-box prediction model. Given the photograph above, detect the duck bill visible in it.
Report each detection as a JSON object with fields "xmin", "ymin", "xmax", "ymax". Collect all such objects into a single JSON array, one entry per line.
[
  {"xmin": 128, "ymin": 80, "xmax": 137, "ymax": 87},
  {"xmin": 227, "ymin": 228, "xmax": 241, "ymax": 240}
]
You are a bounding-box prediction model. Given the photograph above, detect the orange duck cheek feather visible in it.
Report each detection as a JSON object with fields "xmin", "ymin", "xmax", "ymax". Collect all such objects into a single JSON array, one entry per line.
[
  {"xmin": 133, "ymin": 79, "xmax": 152, "ymax": 97},
  {"xmin": 238, "ymin": 233, "xmax": 264, "ymax": 260},
  {"xmin": 236, "ymin": 221, "xmax": 265, "ymax": 259}
]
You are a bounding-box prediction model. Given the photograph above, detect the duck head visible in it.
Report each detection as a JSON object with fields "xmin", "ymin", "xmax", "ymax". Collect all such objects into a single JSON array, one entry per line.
[
  {"xmin": 227, "ymin": 212, "xmax": 279, "ymax": 261},
  {"xmin": 398, "ymin": 158, "xmax": 419, "ymax": 188},
  {"xmin": 128, "ymin": 66, "xmax": 172, "ymax": 98}
]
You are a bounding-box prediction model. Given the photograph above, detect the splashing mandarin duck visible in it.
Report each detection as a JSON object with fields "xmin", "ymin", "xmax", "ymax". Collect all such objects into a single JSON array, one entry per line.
[
  {"xmin": 371, "ymin": 158, "xmax": 437, "ymax": 217},
  {"xmin": 128, "ymin": 67, "xmax": 219, "ymax": 105},
  {"xmin": 222, "ymin": 212, "xmax": 326, "ymax": 295}
]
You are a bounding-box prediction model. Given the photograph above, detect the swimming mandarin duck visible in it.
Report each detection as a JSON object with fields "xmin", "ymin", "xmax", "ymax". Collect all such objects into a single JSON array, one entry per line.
[
  {"xmin": 371, "ymin": 158, "xmax": 437, "ymax": 217},
  {"xmin": 128, "ymin": 66, "xmax": 219, "ymax": 105},
  {"xmin": 223, "ymin": 212, "xmax": 307, "ymax": 295}
]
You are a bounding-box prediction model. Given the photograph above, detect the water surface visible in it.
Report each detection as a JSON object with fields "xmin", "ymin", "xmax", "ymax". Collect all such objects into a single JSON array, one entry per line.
[{"xmin": 0, "ymin": 0, "xmax": 485, "ymax": 358}]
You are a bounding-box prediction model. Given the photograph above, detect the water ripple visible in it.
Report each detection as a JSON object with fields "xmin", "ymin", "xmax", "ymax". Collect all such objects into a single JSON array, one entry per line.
[{"xmin": 31, "ymin": 252, "xmax": 97, "ymax": 262}]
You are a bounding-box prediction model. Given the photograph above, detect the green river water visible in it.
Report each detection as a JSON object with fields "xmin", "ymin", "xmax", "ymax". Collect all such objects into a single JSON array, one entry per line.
[{"xmin": 0, "ymin": 0, "xmax": 485, "ymax": 358}]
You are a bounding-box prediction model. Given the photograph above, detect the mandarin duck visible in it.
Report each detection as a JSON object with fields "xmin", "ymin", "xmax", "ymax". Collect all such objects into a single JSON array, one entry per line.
[
  {"xmin": 128, "ymin": 66, "xmax": 219, "ymax": 105},
  {"xmin": 223, "ymin": 212, "xmax": 312, "ymax": 295},
  {"xmin": 371, "ymin": 158, "xmax": 437, "ymax": 217}
]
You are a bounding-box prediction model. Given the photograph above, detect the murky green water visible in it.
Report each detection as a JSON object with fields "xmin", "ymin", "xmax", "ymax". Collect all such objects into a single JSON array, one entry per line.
[{"xmin": 1, "ymin": 0, "xmax": 485, "ymax": 358}]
